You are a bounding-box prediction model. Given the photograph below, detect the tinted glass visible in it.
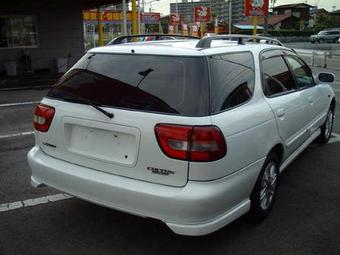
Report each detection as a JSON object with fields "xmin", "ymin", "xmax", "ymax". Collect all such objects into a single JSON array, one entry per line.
[
  {"xmin": 285, "ymin": 56, "xmax": 315, "ymax": 89},
  {"xmin": 209, "ymin": 52, "xmax": 255, "ymax": 113},
  {"xmin": 262, "ymin": 56, "xmax": 295, "ymax": 96},
  {"xmin": 48, "ymin": 54, "xmax": 209, "ymax": 116}
]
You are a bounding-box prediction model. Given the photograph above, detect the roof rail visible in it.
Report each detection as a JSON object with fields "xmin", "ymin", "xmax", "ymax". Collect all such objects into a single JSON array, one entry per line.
[
  {"xmin": 107, "ymin": 34, "xmax": 200, "ymax": 45},
  {"xmin": 195, "ymin": 34, "xmax": 283, "ymax": 49}
]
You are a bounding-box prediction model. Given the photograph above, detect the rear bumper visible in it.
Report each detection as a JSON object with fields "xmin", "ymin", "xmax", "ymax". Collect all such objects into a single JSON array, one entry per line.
[{"xmin": 27, "ymin": 146, "xmax": 264, "ymax": 236}]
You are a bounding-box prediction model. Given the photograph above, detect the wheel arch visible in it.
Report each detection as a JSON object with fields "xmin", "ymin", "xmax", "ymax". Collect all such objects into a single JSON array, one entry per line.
[
  {"xmin": 330, "ymin": 97, "xmax": 336, "ymax": 111},
  {"xmin": 250, "ymin": 143, "xmax": 284, "ymax": 194},
  {"xmin": 267, "ymin": 143, "xmax": 285, "ymax": 166}
]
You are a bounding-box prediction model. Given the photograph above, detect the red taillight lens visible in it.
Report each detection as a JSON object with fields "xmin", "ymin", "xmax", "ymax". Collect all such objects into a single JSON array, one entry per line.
[
  {"xmin": 190, "ymin": 126, "xmax": 226, "ymax": 161},
  {"xmin": 33, "ymin": 104, "xmax": 55, "ymax": 132},
  {"xmin": 155, "ymin": 124, "xmax": 192, "ymax": 160},
  {"xmin": 155, "ymin": 124, "xmax": 226, "ymax": 162}
]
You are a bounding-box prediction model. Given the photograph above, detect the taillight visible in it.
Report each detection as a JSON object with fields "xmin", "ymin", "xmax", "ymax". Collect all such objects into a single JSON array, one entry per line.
[
  {"xmin": 155, "ymin": 124, "xmax": 226, "ymax": 162},
  {"xmin": 33, "ymin": 104, "xmax": 55, "ymax": 132}
]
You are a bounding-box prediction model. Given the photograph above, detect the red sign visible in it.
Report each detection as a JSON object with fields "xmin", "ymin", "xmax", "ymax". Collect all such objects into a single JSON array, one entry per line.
[
  {"xmin": 141, "ymin": 12, "xmax": 161, "ymax": 24},
  {"xmin": 244, "ymin": 0, "xmax": 269, "ymax": 16},
  {"xmin": 170, "ymin": 13, "xmax": 181, "ymax": 25},
  {"xmin": 194, "ymin": 6, "xmax": 211, "ymax": 22}
]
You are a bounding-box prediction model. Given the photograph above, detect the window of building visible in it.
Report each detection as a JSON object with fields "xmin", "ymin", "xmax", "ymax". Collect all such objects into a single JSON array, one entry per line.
[
  {"xmin": 0, "ymin": 15, "xmax": 38, "ymax": 49},
  {"xmin": 262, "ymin": 56, "xmax": 296, "ymax": 97},
  {"xmin": 292, "ymin": 11, "xmax": 301, "ymax": 18}
]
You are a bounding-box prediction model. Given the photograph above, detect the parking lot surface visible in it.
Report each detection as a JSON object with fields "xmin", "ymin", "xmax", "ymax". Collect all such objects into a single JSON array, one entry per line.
[{"xmin": 1, "ymin": 82, "xmax": 340, "ymax": 254}]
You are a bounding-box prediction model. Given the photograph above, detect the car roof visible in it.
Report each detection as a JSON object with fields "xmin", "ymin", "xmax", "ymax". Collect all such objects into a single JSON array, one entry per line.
[{"xmin": 88, "ymin": 39, "xmax": 288, "ymax": 57}]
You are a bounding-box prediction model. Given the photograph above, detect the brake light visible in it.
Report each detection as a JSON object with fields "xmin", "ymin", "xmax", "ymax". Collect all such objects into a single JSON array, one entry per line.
[
  {"xmin": 155, "ymin": 124, "xmax": 226, "ymax": 162},
  {"xmin": 33, "ymin": 104, "xmax": 55, "ymax": 132}
]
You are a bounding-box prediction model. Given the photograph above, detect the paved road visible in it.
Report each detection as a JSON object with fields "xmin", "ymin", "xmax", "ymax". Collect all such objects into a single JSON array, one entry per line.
[{"xmin": 0, "ymin": 86, "xmax": 340, "ymax": 255}]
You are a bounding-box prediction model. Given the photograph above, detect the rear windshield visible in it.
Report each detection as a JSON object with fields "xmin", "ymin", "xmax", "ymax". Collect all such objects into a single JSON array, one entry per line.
[{"xmin": 47, "ymin": 53, "xmax": 209, "ymax": 116}]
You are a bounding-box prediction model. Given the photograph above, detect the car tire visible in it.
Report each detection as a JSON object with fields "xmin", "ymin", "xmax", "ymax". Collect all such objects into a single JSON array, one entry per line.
[
  {"xmin": 317, "ymin": 106, "xmax": 335, "ymax": 144},
  {"xmin": 250, "ymin": 153, "xmax": 279, "ymax": 220},
  {"xmin": 319, "ymin": 38, "xmax": 325, "ymax": 44}
]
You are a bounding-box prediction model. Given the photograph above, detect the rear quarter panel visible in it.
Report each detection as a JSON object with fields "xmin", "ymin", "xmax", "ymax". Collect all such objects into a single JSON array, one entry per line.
[{"xmin": 189, "ymin": 96, "xmax": 280, "ymax": 181}]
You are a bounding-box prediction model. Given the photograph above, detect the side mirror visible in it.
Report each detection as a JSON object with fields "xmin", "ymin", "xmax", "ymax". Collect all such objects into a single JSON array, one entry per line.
[{"xmin": 318, "ymin": 72, "xmax": 335, "ymax": 83}]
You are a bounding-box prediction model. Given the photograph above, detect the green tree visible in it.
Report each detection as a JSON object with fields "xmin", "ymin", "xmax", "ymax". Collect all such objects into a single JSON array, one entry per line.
[{"xmin": 314, "ymin": 14, "xmax": 333, "ymax": 31}]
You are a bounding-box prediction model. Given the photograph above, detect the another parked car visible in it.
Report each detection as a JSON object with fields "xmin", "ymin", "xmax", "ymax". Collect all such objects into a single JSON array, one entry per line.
[
  {"xmin": 28, "ymin": 35, "xmax": 336, "ymax": 236},
  {"xmin": 310, "ymin": 29, "xmax": 340, "ymax": 43}
]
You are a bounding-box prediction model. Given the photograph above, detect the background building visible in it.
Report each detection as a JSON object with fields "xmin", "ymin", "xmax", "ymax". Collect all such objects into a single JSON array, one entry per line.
[
  {"xmin": 0, "ymin": 0, "xmax": 118, "ymax": 75},
  {"xmin": 169, "ymin": 1, "xmax": 210, "ymax": 24},
  {"xmin": 210, "ymin": 0, "xmax": 244, "ymax": 24},
  {"xmin": 169, "ymin": 0, "xmax": 244, "ymax": 26}
]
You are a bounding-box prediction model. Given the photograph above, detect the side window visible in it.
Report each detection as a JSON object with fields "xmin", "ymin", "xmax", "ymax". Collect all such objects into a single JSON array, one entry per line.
[
  {"xmin": 285, "ymin": 56, "xmax": 315, "ymax": 89},
  {"xmin": 262, "ymin": 56, "xmax": 296, "ymax": 97},
  {"xmin": 209, "ymin": 52, "xmax": 255, "ymax": 113}
]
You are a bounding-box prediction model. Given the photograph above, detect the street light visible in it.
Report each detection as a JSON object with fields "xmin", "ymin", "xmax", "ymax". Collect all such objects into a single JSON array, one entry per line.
[{"xmin": 228, "ymin": 0, "xmax": 232, "ymax": 34}]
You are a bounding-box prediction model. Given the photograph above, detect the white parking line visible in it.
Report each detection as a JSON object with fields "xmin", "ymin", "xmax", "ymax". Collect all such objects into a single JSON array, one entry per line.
[
  {"xmin": 0, "ymin": 131, "xmax": 34, "ymax": 139},
  {"xmin": 329, "ymin": 133, "xmax": 340, "ymax": 144},
  {"xmin": 0, "ymin": 193, "xmax": 73, "ymax": 212},
  {"xmin": 0, "ymin": 101, "xmax": 40, "ymax": 107}
]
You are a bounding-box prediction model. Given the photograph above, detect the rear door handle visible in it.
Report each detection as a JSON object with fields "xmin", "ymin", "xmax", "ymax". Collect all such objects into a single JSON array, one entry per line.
[
  {"xmin": 276, "ymin": 108, "xmax": 286, "ymax": 118},
  {"xmin": 307, "ymin": 96, "xmax": 314, "ymax": 104}
]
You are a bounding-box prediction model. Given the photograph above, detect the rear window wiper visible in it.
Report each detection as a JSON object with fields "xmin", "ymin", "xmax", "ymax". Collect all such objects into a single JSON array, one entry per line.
[
  {"xmin": 52, "ymin": 90, "xmax": 114, "ymax": 119},
  {"xmin": 74, "ymin": 97, "xmax": 114, "ymax": 119}
]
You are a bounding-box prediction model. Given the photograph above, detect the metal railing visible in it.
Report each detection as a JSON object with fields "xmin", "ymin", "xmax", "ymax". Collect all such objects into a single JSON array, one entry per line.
[{"xmin": 296, "ymin": 50, "xmax": 340, "ymax": 70}]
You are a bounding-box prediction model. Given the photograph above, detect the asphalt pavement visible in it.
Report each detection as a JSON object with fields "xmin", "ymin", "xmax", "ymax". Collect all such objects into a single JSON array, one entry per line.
[{"xmin": 1, "ymin": 74, "xmax": 340, "ymax": 254}]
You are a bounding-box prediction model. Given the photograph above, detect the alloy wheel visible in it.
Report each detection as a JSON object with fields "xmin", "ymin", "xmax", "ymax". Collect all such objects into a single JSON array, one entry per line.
[{"xmin": 260, "ymin": 162, "xmax": 278, "ymax": 210}]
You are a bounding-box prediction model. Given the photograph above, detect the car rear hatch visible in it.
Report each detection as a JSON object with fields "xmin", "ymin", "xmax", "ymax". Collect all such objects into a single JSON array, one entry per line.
[{"xmin": 35, "ymin": 52, "xmax": 210, "ymax": 187}]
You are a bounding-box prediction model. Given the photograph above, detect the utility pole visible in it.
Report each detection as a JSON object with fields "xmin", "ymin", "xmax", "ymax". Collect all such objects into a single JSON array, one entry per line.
[
  {"xmin": 97, "ymin": 7, "xmax": 104, "ymax": 46},
  {"xmin": 263, "ymin": 15, "xmax": 268, "ymax": 34},
  {"xmin": 138, "ymin": 0, "xmax": 141, "ymax": 33},
  {"xmin": 175, "ymin": 0, "xmax": 178, "ymax": 34},
  {"xmin": 228, "ymin": 0, "xmax": 232, "ymax": 34},
  {"xmin": 132, "ymin": 0, "xmax": 138, "ymax": 35},
  {"xmin": 122, "ymin": 0, "xmax": 127, "ymax": 35}
]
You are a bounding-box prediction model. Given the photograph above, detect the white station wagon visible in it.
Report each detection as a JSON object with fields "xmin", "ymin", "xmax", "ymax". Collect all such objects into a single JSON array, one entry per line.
[{"xmin": 28, "ymin": 35, "xmax": 336, "ymax": 236}]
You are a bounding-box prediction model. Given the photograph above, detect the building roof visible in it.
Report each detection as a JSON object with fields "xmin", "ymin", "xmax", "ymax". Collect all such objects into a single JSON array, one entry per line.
[
  {"xmin": 310, "ymin": 8, "xmax": 329, "ymax": 15},
  {"xmin": 330, "ymin": 9, "xmax": 340, "ymax": 16},
  {"xmin": 273, "ymin": 3, "xmax": 312, "ymax": 9},
  {"xmin": 237, "ymin": 14, "xmax": 293, "ymax": 26}
]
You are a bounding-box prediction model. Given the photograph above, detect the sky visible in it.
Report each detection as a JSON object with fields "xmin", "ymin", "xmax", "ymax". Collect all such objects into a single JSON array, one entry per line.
[{"xmin": 149, "ymin": 0, "xmax": 338, "ymax": 16}]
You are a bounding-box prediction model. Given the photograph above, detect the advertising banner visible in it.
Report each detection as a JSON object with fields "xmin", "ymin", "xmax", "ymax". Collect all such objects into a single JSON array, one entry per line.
[
  {"xmin": 194, "ymin": 6, "xmax": 211, "ymax": 22},
  {"xmin": 141, "ymin": 12, "xmax": 161, "ymax": 24},
  {"xmin": 191, "ymin": 24, "xmax": 199, "ymax": 37},
  {"xmin": 182, "ymin": 24, "xmax": 188, "ymax": 35},
  {"xmin": 83, "ymin": 11, "xmax": 161, "ymax": 24},
  {"xmin": 83, "ymin": 11, "xmax": 132, "ymax": 22},
  {"xmin": 244, "ymin": 0, "xmax": 269, "ymax": 16},
  {"xmin": 168, "ymin": 25, "xmax": 175, "ymax": 34},
  {"xmin": 170, "ymin": 13, "xmax": 181, "ymax": 25}
]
